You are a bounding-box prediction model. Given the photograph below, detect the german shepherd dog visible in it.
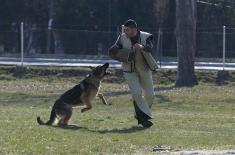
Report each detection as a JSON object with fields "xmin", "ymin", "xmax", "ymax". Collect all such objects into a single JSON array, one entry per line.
[{"xmin": 37, "ymin": 63, "xmax": 109, "ymax": 126}]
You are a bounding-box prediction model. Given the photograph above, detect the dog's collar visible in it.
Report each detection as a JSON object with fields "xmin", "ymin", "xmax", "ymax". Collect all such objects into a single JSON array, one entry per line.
[{"xmin": 84, "ymin": 74, "xmax": 101, "ymax": 89}]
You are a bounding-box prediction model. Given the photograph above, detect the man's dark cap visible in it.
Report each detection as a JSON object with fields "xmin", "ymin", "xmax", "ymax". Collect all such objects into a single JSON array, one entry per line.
[{"xmin": 124, "ymin": 19, "xmax": 137, "ymax": 28}]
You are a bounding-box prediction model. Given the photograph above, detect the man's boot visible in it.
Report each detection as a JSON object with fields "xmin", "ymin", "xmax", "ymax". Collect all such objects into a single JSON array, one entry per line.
[{"xmin": 133, "ymin": 101, "xmax": 153, "ymax": 128}]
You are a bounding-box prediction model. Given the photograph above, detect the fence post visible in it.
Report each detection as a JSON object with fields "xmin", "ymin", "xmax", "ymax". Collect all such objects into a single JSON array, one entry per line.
[
  {"xmin": 223, "ymin": 25, "xmax": 226, "ymax": 70},
  {"xmin": 157, "ymin": 28, "xmax": 162, "ymax": 68},
  {"xmin": 20, "ymin": 22, "xmax": 24, "ymax": 67}
]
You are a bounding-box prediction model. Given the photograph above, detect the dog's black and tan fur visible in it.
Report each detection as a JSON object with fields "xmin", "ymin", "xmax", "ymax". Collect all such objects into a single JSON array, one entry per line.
[{"xmin": 37, "ymin": 63, "xmax": 109, "ymax": 126}]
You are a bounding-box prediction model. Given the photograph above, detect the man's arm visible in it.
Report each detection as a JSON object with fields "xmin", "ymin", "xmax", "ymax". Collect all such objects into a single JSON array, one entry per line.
[
  {"xmin": 143, "ymin": 35, "xmax": 154, "ymax": 53},
  {"xmin": 108, "ymin": 35, "xmax": 122, "ymax": 59},
  {"xmin": 108, "ymin": 35, "xmax": 134, "ymax": 62},
  {"xmin": 133, "ymin": 34, "xmax": 154, "ymax": 53}
]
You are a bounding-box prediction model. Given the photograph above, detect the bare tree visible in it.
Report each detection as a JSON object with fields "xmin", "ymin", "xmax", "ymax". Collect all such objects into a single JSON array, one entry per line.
[{"xmin": 175, "ymin": 0, "xmax": 198, "ymax": 87}]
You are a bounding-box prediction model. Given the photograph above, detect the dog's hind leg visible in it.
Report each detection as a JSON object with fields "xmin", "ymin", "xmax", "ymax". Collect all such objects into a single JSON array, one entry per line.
[
  {"xmin": 58, "ymin": 108, "xmax": 72, "ymax": 126},
  {"xmin": 63, "ymin": 109, "xmax": 72, "ymax": 125},
  {"xmin": 58, "ymin": 116, "xmax": 65, "ymax": 126}
]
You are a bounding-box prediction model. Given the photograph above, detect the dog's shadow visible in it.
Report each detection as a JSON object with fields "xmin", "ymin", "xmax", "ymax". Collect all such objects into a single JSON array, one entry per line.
[
  {"xmin": 54, "ymin": 124, "xmax": 81, "ymax": 130},
  {"xmin": 55, "ymin": 124, "xmax": 146, "ymax": 134}
]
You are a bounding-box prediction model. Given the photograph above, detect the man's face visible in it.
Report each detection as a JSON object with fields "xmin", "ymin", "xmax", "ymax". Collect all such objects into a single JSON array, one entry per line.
[{"xmin": 124, "ymin": 27, "xmax": 137, "ymax": 38}]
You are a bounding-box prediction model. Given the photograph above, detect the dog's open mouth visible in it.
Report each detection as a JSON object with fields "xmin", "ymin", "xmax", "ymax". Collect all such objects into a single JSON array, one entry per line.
[{"xmin": 105, "ymin": 70, "xmax": 111, "ymax": 75}]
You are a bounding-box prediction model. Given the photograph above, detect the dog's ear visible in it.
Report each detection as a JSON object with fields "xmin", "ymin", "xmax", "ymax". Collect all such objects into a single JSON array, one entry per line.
[{"xmin": 88, "ymin": 66, "xmax": 95, "ymax": 70}]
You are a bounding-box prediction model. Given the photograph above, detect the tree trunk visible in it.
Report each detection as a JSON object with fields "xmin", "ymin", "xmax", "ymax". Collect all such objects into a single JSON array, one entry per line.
[{"xmin": 175, "ymin": 0, "xmax": 198, "ymax": 87}]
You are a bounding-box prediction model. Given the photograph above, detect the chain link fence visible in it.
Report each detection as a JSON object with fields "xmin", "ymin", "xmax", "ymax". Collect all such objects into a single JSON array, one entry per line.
[{"xmin": 0, "ymin": 24, "xmax": 235, "ymax": 61}]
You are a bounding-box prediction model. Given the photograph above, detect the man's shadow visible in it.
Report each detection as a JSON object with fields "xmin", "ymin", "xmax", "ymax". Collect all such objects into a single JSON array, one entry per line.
[
  {"xmin": 55, "ymin": 124, "xmax": 146, "ymax": 134},
  {"xmin": 86, "ymin": 126, "xmax": 146, "ymax": 134}
]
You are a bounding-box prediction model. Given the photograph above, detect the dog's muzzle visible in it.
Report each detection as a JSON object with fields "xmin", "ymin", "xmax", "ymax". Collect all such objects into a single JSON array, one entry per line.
[{"xmin": 104, "ymin": 63, "xmax": 109, "ymax": 68}]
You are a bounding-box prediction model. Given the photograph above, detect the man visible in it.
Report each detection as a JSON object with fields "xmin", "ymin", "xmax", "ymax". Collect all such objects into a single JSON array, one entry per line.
[{"xmin": 108, "ymin": 19, "xmax": 157, "ymax": 128}]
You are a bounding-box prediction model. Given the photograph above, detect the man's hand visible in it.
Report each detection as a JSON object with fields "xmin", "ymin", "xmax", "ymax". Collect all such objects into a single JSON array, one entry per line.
[{"xmin": 133, "ymin": 43, "xmax": 143, "ymax": 50}]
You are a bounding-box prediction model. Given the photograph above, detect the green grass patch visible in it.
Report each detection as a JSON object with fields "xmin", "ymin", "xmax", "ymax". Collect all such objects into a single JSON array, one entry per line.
[{"xmin": 0, "ymin": 66, "xmax": 234, "ymax": 154}]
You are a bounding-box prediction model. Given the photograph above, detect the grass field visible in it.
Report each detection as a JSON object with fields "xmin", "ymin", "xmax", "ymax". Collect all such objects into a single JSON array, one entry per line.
[{"xmin": 0, "ymin": 66, "xmax": 234, "ymax": 154}]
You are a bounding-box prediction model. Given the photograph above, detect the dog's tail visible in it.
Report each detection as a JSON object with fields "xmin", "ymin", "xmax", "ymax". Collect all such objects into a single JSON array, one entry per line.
[{"xmin": 37, "ymin": 107, "xmax": 56, "ymax": 125}]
